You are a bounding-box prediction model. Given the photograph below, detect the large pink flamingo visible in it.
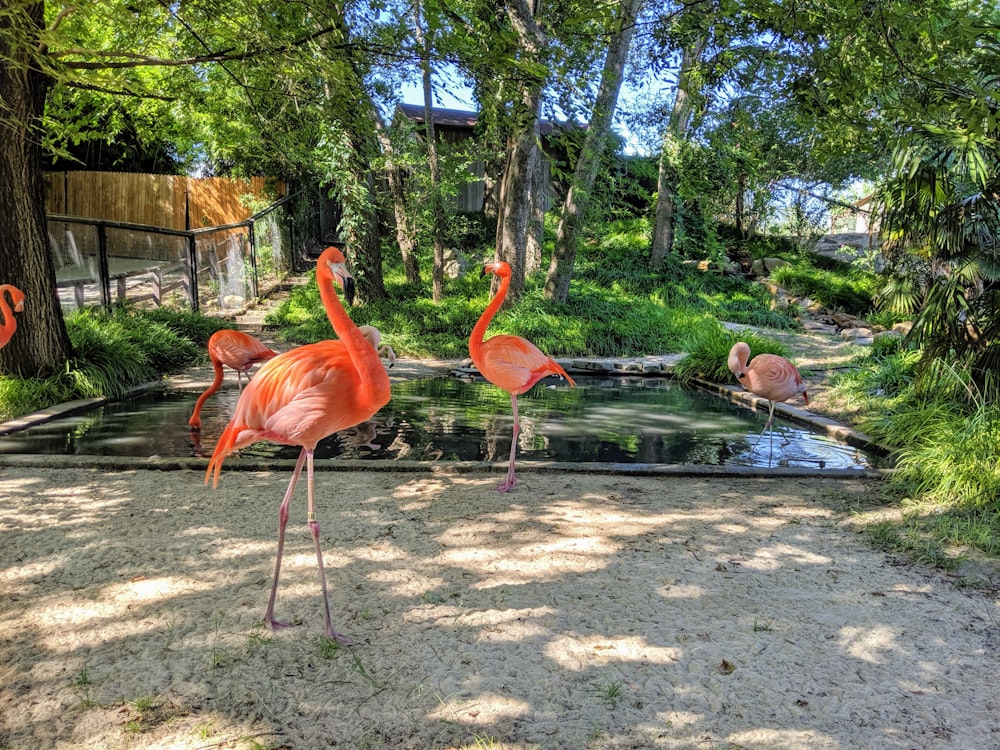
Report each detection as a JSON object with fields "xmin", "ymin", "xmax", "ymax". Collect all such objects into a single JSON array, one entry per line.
[
  {"xmin": 0, "ymin": 285, "xmax": 26, "ymax": 350},
  {"xmin": 206, "ymin": 247, "xmax": 391, "ymax": 642},
  {"xmin": 727, "ymin": 341, "xmax": 809, "ymax": 434},
  {"xmin": 470, "ymin": 261, "xmax": 575, "ymax": 493},
  {"xmin": 188, "ymin": 329, "xmax": 278, "ymax": 430}
]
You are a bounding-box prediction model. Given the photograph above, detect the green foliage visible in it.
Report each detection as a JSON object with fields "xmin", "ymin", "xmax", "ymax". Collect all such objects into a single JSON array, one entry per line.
[
  {"xmin": 0, "ymin": 306, "xmax": 213, "ymax": 420},
  {"xmin": 770, "ymin": 262, "xmax": 877, "ymax": 316},
  {"xmin": 672, "ymin": 325, "xmax": 790, "ymax": 384},
  {"xmin": 267, "ymin": 217, "xmax": 790, "ymax": 360}
]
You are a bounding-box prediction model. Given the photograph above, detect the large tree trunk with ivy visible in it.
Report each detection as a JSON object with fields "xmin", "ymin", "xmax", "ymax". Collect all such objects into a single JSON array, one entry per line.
[
  {"xmin": 544, "ymin": 0, "xmax": 642, "ymax": 303},
  {"xmin": 650, "ymin": 33, "xmax": 708, "ymax": 270},
  {"xmin": 0, "ymin": 1, "xmax": 73, "ymax": 377}
]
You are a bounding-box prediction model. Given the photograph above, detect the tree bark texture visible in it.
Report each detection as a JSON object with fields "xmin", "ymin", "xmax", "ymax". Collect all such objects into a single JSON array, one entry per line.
[
  {"xmin": 497, "ymin": 0, "xmax": 548, "ymax": 301},
  {"xmin": 0, "ymin": 1, "xmax": 73, "ymax": 377},
  {"xmin": 374, "ymin": 116, "xmax": 420, "ymax": 284},
  {"xmin": 544, "ymin": 0, "xmax": 643, "ymax": 303},
  {"xmin": 650, "ymin": 32, "xmax": 708, "ymax": 270}
]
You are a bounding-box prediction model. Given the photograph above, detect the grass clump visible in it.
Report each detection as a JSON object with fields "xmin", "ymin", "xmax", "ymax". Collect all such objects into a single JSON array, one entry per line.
[
  {"xmin": 770, "ymin": 260, "xmax": 877, "ymax": 316},
  {"xmin": 0, "ymin": 304, "xmax": 225, "ymax": 421}
]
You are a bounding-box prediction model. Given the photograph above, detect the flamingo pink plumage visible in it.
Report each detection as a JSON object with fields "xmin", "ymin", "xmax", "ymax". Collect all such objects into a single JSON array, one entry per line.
[
  {"xmin": 727, "ymin": 341, "xmax": 809, "ymax": 430},
  {"xmin": 188, "ymin": 329, "xmax": 278, "ymax": 430},
  {"xmin": 205, "ymin": 246, "xmax": 391, "ymax": 642},
  {"xmin": 0, "ymin": 285, "xmax": 26, "ymax": 351},
  {"xmin": 470, "ymin": 261, "xmax": 575, "ymax": 493}
]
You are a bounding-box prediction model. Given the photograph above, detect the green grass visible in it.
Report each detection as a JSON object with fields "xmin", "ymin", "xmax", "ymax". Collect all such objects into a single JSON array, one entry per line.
[{"xmin": 0, "ymin": 303, "xmax": 228, "ymax": 421}]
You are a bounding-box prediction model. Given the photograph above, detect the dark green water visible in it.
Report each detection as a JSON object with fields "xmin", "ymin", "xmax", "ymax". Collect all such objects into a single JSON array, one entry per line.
[{"xmin": 0, "ymin": 375, "xmax": 884, "ymax": 469}]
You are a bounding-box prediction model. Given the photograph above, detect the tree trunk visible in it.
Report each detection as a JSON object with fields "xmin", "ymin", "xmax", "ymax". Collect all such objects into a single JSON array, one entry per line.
[
  {"xmin": 650, "ymin": 32, "xmax": 708, "ymax": 270},
  {"xmin": 415, "ymin": 3, "xmax": 448, "ymax": 303},
  {"xmin": 544, "ymin": 0, "xmax": 643, "ymax": 302},
  {"xmin": 373, "ymin": 116, "xmax": 420, "ymax": 284},
  {"xmin": 525, "ymin": 139, "xmax": 545, "ymax": 275},
  {"xmin": 497, "ymin": 0, "xmax": 548, "ymax": 301},
  {"xmin": 0, "ymin": 1, "xmax": 73, "ymax": 377}
]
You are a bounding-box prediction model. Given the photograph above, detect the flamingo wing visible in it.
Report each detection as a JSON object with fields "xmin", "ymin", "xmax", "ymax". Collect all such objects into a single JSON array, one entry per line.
[
  {"xmin": 479, "ymin": 335, "xmax": 575, "ymax": 395},
  {"xmin": 747, "ymin": 353, "xmax": 807, "ymax": 403},
  {"xmin": 210, "ymin": 330, "xmax": 277, "ymax": 371}
]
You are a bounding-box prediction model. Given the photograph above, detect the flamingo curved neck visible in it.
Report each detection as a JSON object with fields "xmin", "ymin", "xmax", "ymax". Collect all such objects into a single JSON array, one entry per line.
[
  {"xmin": 470, "ymin": 272, "xmax": 509, "ymax": 352},
  {"xmin": 0, "ymin": 291, "xmax": 17, "ymax": 343},
  {"xmin": 316, "ymin": 264, "xmax": 385, "ymax": 389}
]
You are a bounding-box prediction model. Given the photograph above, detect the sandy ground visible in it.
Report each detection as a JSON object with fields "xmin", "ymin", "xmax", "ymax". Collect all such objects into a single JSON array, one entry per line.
[{"xmin": 2, "ymin": 465, "xmax": 998, "ymax": 750}]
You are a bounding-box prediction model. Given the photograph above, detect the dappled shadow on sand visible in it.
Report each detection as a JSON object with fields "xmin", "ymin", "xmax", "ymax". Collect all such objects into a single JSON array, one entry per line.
[{"xmin": 1, "ymin": 468, "xmax": 997, "ymax": 749}]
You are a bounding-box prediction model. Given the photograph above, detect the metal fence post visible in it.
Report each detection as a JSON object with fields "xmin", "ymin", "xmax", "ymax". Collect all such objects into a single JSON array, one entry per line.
[
  {"xmin": 187, "ymin": 234, "xmax": 199, "ymax": 312},
  {"xmin": 96, "ymin": 223, "xmax": 111, "ymax": 308},
  {"xmin": 247, "ymin": 221, "xmax": 259, "ymax": 299}
]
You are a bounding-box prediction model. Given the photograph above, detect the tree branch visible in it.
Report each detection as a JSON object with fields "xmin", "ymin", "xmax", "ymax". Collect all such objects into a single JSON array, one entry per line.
[{"xmin": 52, "ymin": 24, "xmax": 344, "ymax": 70}]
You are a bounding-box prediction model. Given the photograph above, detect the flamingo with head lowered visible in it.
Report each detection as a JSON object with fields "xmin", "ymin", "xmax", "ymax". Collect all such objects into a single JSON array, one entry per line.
[
  {"xmin": 205, "ymin": 246, "xmax": 391, "ymax": 643},
  {"xmin": 0, "ymin": 285, "xmax": 26, "ymax": 351},
  {"xmin": 188, "ymin": 329, "xmax": 278, "ymax": 430},
  {"xmin": 727, "ymin": 341, "xmax": 809, "ymax": 442},
  {"xmin": 470, "ymin": 261, "xmax": 575, "ymax": 493}
]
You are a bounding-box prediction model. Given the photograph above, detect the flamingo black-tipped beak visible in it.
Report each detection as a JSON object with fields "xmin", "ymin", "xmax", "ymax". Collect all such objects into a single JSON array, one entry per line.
[
  {"xmin": 480, "ymin": 267, "xmax": 488, "ymax": 279},
  {"xmin": 343, "ymin": 276, "xmax": 356, "ymax": 305}
]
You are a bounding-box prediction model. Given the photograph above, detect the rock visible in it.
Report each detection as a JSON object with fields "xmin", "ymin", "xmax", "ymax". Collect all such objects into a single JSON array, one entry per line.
[
  {"xmin": 443, "ymin": 247, "xmax": 470, "ymax": 279},
  {"xmin": 750, "ymin": 257, "xmax": 790, "ymax": 277},
  {"xmin": 840, "ymin": 327, "xmax": 874, "ymax": 341}
]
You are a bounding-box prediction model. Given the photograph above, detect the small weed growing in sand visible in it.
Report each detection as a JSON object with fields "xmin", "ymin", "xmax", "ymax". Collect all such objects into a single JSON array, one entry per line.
[
  {"xmin": 209, "ymin": 646, "xmax": 232, "ymax": 669},
  {"xmin": 196, "ymin": 722, "xmax": 214, "ymax": 739},
  {"xmin": 587, "ymin": 722, "xmax": 606, "ymax": 742},
  {"xmin": 132, "ymin": 695, "xmax": 155, "ymax": 712},
  {"xmin": 73, "ymin": 665, "xmax": 91, "ymax": 687},
  {"xmin": 752, "ymin": 616, "xmax": 772, "ymax": 632},
  {"xmin": 597, "ymin": 679, "xmax": 624, "ymax": 709},
  {"xmin": 471, "ymin": 734, "xmax": 508, "ymax": 749},
  {"xmin": 72, "ymin": 664, "xmax": 97, "ymax": 707},
  {"xmin": 243, "ymin": 624, "xmax": 271, "ymax": 655},
  {"xmin": 317, "ymin": 636, "xmax": 343, "ymax": 659}
]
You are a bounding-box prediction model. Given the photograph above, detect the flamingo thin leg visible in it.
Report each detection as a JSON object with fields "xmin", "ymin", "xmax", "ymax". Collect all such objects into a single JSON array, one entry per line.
[
  {"xmin": 305, "ymin": 449, "xmax": 354, "ymax": 644},
  {"xmin": 497, "ymin": 394, "xmax": 519, "ymax": 493},
  {"xmin": 264, "ymin": 449, "xmax": 306, "ymax": 631}
]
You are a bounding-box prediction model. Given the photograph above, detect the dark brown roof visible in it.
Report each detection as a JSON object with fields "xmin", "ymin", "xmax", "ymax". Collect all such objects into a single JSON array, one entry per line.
[{"xmin": 397, "ymin": 103, "xmax": 478, "ymax": 129}]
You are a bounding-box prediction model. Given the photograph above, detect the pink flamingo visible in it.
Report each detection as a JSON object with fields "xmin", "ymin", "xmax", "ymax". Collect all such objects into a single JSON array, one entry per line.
[
  {"xmin": 727, "ymin": 341, "xmax": 809, "ymax": 434},
  {"xmin": 0, "ymin": 285, "xmax": 26, "ymax": 350},
  {"xmin": 188, "ymin": 330, "xmax": 278, "ymax": 430},
  {"xmin": 206, "ymin": 247, "xmax": 391, "ymax": 642},
  {"xmin": 470, "ymin": 261, "xmax": 576, "ymax": 493}
]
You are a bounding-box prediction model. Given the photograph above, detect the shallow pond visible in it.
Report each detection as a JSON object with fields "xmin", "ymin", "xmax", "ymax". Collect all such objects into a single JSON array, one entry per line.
[{"xmin": 0, "ymin": 375, "xmax": 884, "ymax": 470}]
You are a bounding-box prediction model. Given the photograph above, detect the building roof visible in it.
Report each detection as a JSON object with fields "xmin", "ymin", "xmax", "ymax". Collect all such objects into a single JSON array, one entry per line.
[
  {"xmin": 396, "ymin": 103, "xmax": 479, "ymax": 129},
  {"xmin": 396, "ymin": 102, "xmax": 568, "ymax": 136}
]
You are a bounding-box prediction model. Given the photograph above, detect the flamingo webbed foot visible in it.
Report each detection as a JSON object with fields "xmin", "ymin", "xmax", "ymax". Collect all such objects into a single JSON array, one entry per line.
[
  {"xmin": 266, "ymin": 615, "xmax": 292, "ymax": 631},
  {"xmin": 324, "ymin": 628, "xmax": 358, "ymax": 646}
]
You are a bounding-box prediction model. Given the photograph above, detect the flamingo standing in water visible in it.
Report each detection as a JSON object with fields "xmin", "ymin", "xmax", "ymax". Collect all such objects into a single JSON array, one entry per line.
[
  {"xmin": 470, "ymin": 261, "xmax": 575, "ymax": 493},
  {"xmin": 0, "ymin": 285, "xmax": 26, "ymax": 350},
  {"xmin": 727, "ymin": 341, "xmax": 809, "ymax": 443},
  {"xmin": 188, "ymin": 330, "xmax": 278, "ymax": 430},
  {"xmin": 206, "ymin": 246, "xmax": 391, "ymax": 642}
]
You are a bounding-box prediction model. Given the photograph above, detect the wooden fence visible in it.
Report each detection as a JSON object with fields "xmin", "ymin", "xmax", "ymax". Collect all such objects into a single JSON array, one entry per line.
[{"xmin": 44, "ymin": 172, "xmax": 286, "ymax": 230}]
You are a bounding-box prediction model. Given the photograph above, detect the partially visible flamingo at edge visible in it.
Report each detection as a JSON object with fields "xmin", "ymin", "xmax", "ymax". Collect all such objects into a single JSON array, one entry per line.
[
  {"xmin": 188, "ymin": 329, "xmax": 278, "ymax": 430},
  {"xmin": 205, "ymin": 246, "xmax": 391, "ymax": 643},
  {"xmin": 727, "ymin": 341, "xmax": 809, "ymax": 435},
  {"xmin": 0, "ymin": 284, "xmax": 26, "ymax": 351},
  {"xmin": 470, "ymin": 261, "xmax": 575, "ymax": 493}
]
